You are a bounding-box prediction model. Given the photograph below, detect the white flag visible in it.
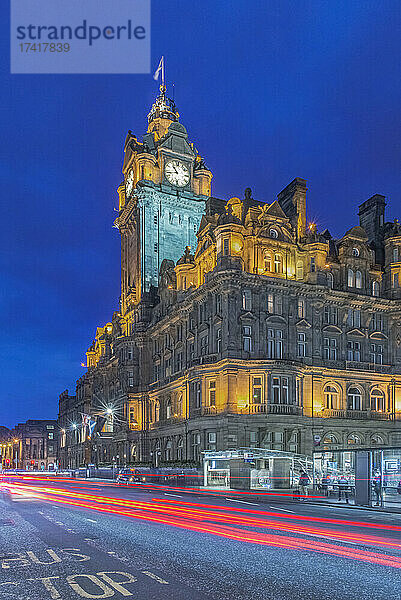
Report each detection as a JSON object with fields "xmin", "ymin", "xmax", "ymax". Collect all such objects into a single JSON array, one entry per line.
[{"xmin": 153, "ymin": 56, "xmax": 164, "ymax": 81}]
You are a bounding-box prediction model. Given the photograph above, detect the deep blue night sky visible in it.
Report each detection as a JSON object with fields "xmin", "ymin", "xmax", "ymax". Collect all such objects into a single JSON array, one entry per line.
[{"xmin": 1, "ymin": 1, "xmax": 401, "ymax": 428}]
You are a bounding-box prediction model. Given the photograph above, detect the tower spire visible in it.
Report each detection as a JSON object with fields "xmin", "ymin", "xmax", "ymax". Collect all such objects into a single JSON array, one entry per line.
[{"xmin": 148, "ymin": 56, "xmax": 178, "ymax": 137}]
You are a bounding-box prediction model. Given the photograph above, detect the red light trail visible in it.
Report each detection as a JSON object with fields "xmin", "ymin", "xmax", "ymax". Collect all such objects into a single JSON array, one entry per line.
[{"xmin": 3, "ymin": 477, "xmax": 401, "ymax": 569}]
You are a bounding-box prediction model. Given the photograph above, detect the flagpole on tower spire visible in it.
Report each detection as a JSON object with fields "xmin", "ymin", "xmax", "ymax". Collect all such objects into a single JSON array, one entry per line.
[
  {"xmin": 161, "ymin": 55, "xmax": 165, "ymax": 91},
  {"xmin": 153, "ymin": 56, "xmax": 165, "ymax": 93}
]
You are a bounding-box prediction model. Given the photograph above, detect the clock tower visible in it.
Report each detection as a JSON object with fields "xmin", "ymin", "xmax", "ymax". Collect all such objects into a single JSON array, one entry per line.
[{"xmin": 115, "ymin": 85, "xmax": 213, "ymax": 322}]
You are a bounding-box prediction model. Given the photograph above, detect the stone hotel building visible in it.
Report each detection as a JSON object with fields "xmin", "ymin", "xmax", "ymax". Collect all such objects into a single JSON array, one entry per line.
[{"xmin": 58, "ymin": 86, "xmax": 401, "ymax": 469}]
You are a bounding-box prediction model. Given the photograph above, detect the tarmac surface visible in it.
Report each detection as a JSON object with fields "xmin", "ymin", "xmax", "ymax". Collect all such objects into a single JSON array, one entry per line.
[{"xmin": 1, "ymin": 476, "xmax": 401, "ymax": 599}]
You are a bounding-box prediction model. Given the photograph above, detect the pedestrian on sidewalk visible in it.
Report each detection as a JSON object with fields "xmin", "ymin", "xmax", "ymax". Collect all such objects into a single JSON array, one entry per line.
[
  {"xmin": 372, "ymin": 471, "xmax": 383, "ymax": 506},
  {"xmin": 338, "ymin": 475, "xmax": 349, "ymax": 503},
  {"xmin": 299, "ymin": 471, "xmax": 310, "ymax": 500}
]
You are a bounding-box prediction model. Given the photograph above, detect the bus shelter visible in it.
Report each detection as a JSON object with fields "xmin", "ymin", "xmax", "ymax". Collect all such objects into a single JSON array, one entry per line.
[
  {"xmin": 313, "ymin": 446, "xmax": 401, "ymax": 508},
  {"xmin": 203, "ymin": 448, "xmax": 313, "ymax": 491}
]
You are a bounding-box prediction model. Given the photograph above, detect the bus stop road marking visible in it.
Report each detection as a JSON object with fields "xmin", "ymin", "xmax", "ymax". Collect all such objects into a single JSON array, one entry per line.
[{"xmin": 225, "ymin": 499, "xmax": 259, "ymax": 506}]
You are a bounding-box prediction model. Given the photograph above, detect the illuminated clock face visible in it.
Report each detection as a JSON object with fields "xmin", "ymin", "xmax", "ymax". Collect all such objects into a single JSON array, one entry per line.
[
  {"xmin": 165, "ymin": 160, "xmax": 190, "ymax": 187},
  {"xmin": 125, "ymin": 169, "xmax": 134, "ymax": 197}
]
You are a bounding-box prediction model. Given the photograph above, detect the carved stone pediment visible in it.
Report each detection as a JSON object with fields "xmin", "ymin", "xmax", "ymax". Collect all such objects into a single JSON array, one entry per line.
[
  {"xmin": 347, "ymin": 328, "xmax": 365, "ymax": 338},
  {"xmin": 369, "ymin": 331, "xmax": 388, "ymax": 340},
  {"xmin": 296, "ymin": 319, "xmax": 311, "ymax": 329},
  {"xmin": 266, "ymin": 315, "xmax": 287, "ymax": 325},
  {"xmin": 322, "ymin": 324, "xmax": 342, "ymax": 334},
  {"xmin": 239, "ymin": 311, "xmax": 256, "ymax": 321}
]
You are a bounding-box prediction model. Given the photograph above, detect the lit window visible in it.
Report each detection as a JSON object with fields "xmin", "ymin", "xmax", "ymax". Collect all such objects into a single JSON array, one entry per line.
[
  {"xmin": 274, "ymin": 254, "xmax": 283, "ymax": 274},
  {"xmin": 347, "ymin": 387, "xmax": 362, "ymax": 411},
  {"xmin": 269, "ymin": 228, "xmax": 278, "ymax": 238},
  {"xmin": 271, "ymin": 377, "xmax": 289, "ymax": 404},
  {"xmin": 264, "ymin": 252, "xmax": 273, "ymax": 272},
  {"xmin": 352, "ymin": 247, "xmax": 360, "ymax": 257},
  {"xmin": 370, "ymin": 389, "xmax": 385, "ymax": 412},
  {"xmin": 252, "ymin": 377, "xmax": 263, "ymax": 404},
  {"xmin": 327, "ymin": 272, "xmax": 334, "ymax": 289},
  {"xmin": 348, "ymin": 268, "xmax": 355, "ymax": 287},
  {"xmin": 324, "ymin": 385, "xmax": 340, "ymax": 409},
  {"xmin": 267, "ymin": 293, "xmax": 274, "ymax": 313},
  {"xmin": 355, "ymin": 270, "xmax": 362, "ymax": 289},
  {"xmin": 372, "ymin": 281, "xmax": 380, "ymax": 297},
  {"xmin": 208, "ymin": 381, "xmax": 216, "ymax": 406}
]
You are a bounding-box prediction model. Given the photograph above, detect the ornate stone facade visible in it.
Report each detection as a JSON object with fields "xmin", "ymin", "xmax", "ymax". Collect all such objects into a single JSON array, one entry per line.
[{"xmin": 58, "ymin": 88, "xmax": 401, "ymax": 469}]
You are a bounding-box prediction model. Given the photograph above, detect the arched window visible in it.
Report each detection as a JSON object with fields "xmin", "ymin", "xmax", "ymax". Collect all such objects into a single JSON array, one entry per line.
[
  {"xmin": 274, "ymin": 253, "xmax": 283, "ymax": 274},
  {"xmin": 166, "ymin": 398, "xmax": 172, "ymax": 419},
  {"xmin": 372, "ymin": 281, "xmax": 380, "ymax": 297},
  {"xmin": 269, "ymin": 228, "xmax": 278, "ymax": 239},
  {"xmin": 165, "ymin": 440, "xmax": 172, "ymax": 461},
  {"xmin": 155, "ymin": 401, "xmax": 160, "ymax": 422},
  {"xmin": 348, "ymin": 268, "xmax": 355, "ymax": 287},
  {"xmin": 371, "ymin": 434, "xmax": 384, "ymax": 445},
  {"xmin": 370, "ymin": 388, "xmax": 385, "ymax": 412},
  {"xmin": 324, "ymin": 384, "xmax": 340, "ymax": 409},
  {"xmin": 352, "ymin": 247, "xmax": 360, "ymax": 257},
  {"xmin": 296, "ymin": 262, "xmax": 304, "ymax": 280},
  {"xmin": 177, "ymin": 393, "xmax": 183, "ymax": 417},
  {"xmin": 327, "ymin": 272, "xmax": 334, "ymax": 289},
  {"xmin": 131, "ymin": 444, "xmax": 137, "ymax": 461},
  {"xmin": 348, "ymin": 387, "xmax": 363, "ymax": 411},
  {"xmin": 264, "ymin": 252, "xmax": 273, "ymax": 272},
  {"xmin": 355, "ymin": 270, "xmax": 362, "ymax": 289},
  {"xmin": 347, "ymin": 433, "xmax": 361, "ymax": 445},
  {"xmin": 323, "ymin": 433, "xmax": 338, "ymax": 445},
  {"xmin": 177, "ymin": 436, "xmax": 184, "ymax": 461}
]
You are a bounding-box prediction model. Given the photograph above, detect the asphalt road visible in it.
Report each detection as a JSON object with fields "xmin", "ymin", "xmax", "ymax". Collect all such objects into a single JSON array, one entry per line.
[{"xmin": 1, "ymin": 476, "xmax": 401, "ymax": 600}]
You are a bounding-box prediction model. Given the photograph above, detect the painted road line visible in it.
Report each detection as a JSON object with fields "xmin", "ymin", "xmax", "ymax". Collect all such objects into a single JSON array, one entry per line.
[
  {"xmin": 225, "ymin": 499, "xmax": 259, "ymax": 506},
  {"xmin": 164, "ymin": 493, "xmax": 183, "ymax": 498},
  {"xmin": 85, "ymin": 518, "xmax": 97, "ymax": 523},
  {"xmin": 269, "ymin": 507, "xmax": 295, "ymax": 513},
  {"xmin": 142, "ymin": 570, "xmax": 169, "ymax": 584}
]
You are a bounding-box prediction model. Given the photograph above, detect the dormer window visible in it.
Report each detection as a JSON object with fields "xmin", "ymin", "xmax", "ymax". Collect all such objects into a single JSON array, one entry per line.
[
  {"xmin": 269, "ymin": 228, "xmax": 278, "ymax": 239},
  {"xmin": 352, "ymin": 247, "xmax": 360, "ymax": 257}
]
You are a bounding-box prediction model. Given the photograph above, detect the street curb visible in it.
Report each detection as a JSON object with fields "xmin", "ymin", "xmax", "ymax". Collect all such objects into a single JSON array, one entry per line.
[{"xmin": 305, "ymin": 501, "xmax": 401, "ymax": 515}]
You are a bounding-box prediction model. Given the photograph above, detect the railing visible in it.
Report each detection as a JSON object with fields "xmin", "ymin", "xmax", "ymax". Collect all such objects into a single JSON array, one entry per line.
[
  {"xmin": 268, "ymin": 404, "xmax": 302, "ymax": 415},
  {"xmin": 321, "ymin": 408, "xmax": 346, "ymax": 418},
  {"xmin": 346, "ymin": 361, "xmax": 371, "ymax": 371},
  {"xmin": 369, "ymin": 411, "xmax": 392, "ymax": 420},
  {"xmin": 346, "ymin": 409, "xmax": 368, "ymax": 419},
  {"xmin": 249, "ymin": 403, "xmax": 268, "ymax": 414}
]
